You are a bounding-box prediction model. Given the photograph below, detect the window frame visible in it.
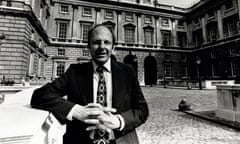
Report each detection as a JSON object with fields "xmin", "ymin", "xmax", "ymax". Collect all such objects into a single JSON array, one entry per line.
[
  {"xmin": 124, "ymin": 25, "xmax": 135, "ymax": 44},
  {"xmin": 60, "ymin": 5, "xmax": 69, "ymax": 13},
  {"xmin": 82, "ymin": 7, "xmax": 92, "ymax": 17}
]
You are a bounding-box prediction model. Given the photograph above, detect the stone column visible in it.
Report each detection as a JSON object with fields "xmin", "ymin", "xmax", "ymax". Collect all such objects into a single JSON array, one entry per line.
[
  {"xmin": 28, "ymin": 53, "xmax": 35, "ymax": 75},
  {"xmin": 116, "ymin": 10, "xmax": 123, "ymax": 44},
  {"xmin": 137, "ymin": 13, "xmax": 143, "ymax": 46},
  {"xmin": 72, "ymin": 5, "xmax": 80, "ymax": 42},
  {"xmin": 217, "ymin": 9, "xmax": 224, "ymax": 39},
  {"xmin": 187, "ymin": 23, "xmax": 193, "ymax": 47},
  {"xmin": 201, "ymin": 16, "xmax": 207, "ymax": 43},
  {"xmin": 95, "ymin": 8, "xmax": 101, "ymax": 24},
  {"xmin": 155, "ymin": 16, "xmax": 161, "ymax": 47},
  {"xmin": 171, "ymin": 19, "xmax": 177, "ymax": 47}
]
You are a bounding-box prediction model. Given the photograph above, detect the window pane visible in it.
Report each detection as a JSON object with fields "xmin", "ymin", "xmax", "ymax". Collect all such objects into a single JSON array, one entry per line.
[
  {"xmin": 60, "ymin": 5, "xmax": 69, "ymax": 13},
  {"xmin": 125, "ymin": 13, "xmax": 134, "ymax": 22},
  {"xmin": 177, "ymin": 32, "xmax": 187, "ymax": 47},
  {"xmin": 105, "ymin": 10, "xmax": 113, "ymax": 19},
  {"xmin": 59, "ymin": 23, "xmax": 67, "ymax": 39},
  {"xmin": 225, "ymin": 0, "xmax": 233, "ymax": 10},
  {"xmin": 161, "ymin": 31, "xmax": 171, "ymax": 46},
  {"xmin": 165, "ymin": 65, "xmax": 172, "ymax": 77},
  {"xmin": 56, "ymin": 62, "xmax": 65, "ymax": 77},
  {"xmin": 232, "ymin": 60, "xmax": 240, "ymax": 75},
  {"xmin": 81, "ymin": 23, "xmax": 93, "ymax": 42},
  {"xmin": 58, "ymin": 48, "xmax": 65, "ymax": 56},
  {"xmin": 144, "ymin": 28, "xmax": 153, "ymax": 45},
  {"xmin": 161, "ymin": 18, "xmax": 169, "ymax": 26},
  {"xmin": 83, "ymin": 7, "xmax": 92, "ymax": 16},
  {"xmin": 125, "ymin": 26, "xmax": 135, "ymax": 43}
]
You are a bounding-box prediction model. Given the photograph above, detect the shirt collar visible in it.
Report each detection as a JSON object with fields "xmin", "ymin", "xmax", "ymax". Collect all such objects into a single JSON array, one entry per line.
[{"xmin": 92, "ymin": 59, "xmax": 111, "ymax": 73}]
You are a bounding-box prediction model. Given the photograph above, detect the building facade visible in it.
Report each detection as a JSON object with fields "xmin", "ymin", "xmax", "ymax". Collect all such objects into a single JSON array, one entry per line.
[
  {"xmin": 0, "ymin": 0, "xmax": 240, "ymax": 86},
  {"xmin": 0, "ymin": 0, "xmax": 49, "ymax": 84}
]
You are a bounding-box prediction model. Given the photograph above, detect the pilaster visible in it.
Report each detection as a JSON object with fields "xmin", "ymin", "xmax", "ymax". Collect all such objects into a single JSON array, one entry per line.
[{"xmin": 217, "ymin": 9, "xmax": 224, "ymax": 39}]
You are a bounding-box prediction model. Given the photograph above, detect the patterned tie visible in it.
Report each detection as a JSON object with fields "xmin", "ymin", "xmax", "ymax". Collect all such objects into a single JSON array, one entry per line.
[{"xmin": 91, "ymin": 66, "xmax": 110, "ymax": 144}]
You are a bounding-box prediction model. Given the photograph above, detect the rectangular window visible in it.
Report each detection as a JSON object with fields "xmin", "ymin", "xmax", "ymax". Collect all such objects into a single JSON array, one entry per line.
[
  {"xmin": 124, "ymin": 26, "xmax": 135, "ymax": 44},
  {"xmin": 58, "ymin": 48, "xmax": 65, "ymax": 56},
  {"xmin": 144, "ymin": 16, "xmax": 152, "ymax": 24},
  {"xmin": 165, "ymin": 65, "xmax": 172, "ymax": 77},
  {"xmin": 82, "ymin": 49, "xmax": 90, "ymax": 57},
  {"xmin": 161, "ymin": 30, "xmax": 171, "ymax": 46},
  {"xmin": 144, "ymin": 28, "xmax": 153, "ymax": 45},
  {"xmin": 60, "ymin": 5, "xmax": 69, "ymax": 13},
  {"xmin": 207, "ymin": 23, "xmax": 218, "ymax": 42},
  {"xmin": 225, "ymin": 0, "xmax": 234, "ymax": 10},
  {"xmin": 105, "ymin": 10, "xmax": 113, "ymax": 19},
  {"xmin": 207, "ymin": 11, "xmax": 214, "ymax": 19},
  {"xmin": 193, "ymin": 18, "xmax": 200, "ymax": 26},
  {"xmin": 230, "ymin": 47, "xmax": 240, "ymax": 55},
  {"xmin": 223, "ymin": 18, "xmax": 238, "ymax": 38},
  {"xmin": 177, "ymin": 20, "xmax": 185, "ymax": 29},
  {"xmin": 232, "ymin": 60, "xmax": 240, "ymax": 75},
  {"xmin": 180, "ymin": 65, "xmax": 188, "ymax": 77},
  {"xmin": 83, "ymin": 7, "xmax": 92, "ymax": 17},
  {"xmin": 56, "ymin": 62, "xmax": 65, "ymax": 77},
  {"xmin": 192, "ymin": 29, "xmax": 203, "ymax": 47},
  {"xmin": 229, "ymin": 21, "xmax": 238, "ymax": 36},
  {"xmin": 125, "ymin": 13, "xmax": 134, "ymax": 22},
  {"xmin": 58, "ymin": 22, "xmax": 67, "ymax": 41},
  {"xmin": 6, "ymin": 0, "xmax": 11, "ymax": 7},
  {"xmin": 161, "ymin": 18, "xmax": 169, "ymax": 27},
  {"xmin": 177, "ymin": 32, "xmax": 187, "ymax": 47},
  {"xmin": 81, "ymin": 22, "xmax": 93, "ymax": 42}
]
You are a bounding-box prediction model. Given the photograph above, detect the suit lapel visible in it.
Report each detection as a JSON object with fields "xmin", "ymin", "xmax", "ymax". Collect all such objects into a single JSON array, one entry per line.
[
  {"xmin": 112, "ymin": 61, "xmax": 122, "ymax": 109},
  {"xmin": 81, "ymin": 62, "xmax": 93, "ymax": 104}
]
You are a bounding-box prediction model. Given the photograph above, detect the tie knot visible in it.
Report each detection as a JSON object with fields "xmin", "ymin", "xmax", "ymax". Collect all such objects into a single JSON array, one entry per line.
[{"xmin": 97, "ymin": 66, "xmax": 105, "ymax": 73}]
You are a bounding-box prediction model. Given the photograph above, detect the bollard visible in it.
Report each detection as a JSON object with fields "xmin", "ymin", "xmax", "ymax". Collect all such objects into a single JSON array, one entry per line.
[{"xmin": 178, "ymin": 99, "xmax": 191, "ymax": 111}]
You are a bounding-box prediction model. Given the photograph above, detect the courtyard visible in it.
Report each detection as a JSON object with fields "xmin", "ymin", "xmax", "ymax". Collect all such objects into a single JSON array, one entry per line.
[{"xmin": 137, "ymin": 87, "xmax": 240, "ymax": 144}]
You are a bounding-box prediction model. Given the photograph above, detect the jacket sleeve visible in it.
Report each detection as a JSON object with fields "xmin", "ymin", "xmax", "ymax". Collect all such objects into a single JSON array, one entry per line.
[
  {"xmin": 30, "ymin": 65, "xmax": 75, "ymax": 124},
  {"xmin": 117, "ymin": 65, "xmax": 149, "ymax": 136}
]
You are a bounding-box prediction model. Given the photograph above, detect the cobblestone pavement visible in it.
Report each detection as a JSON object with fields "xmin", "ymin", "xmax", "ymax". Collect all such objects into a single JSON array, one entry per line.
[{"xmin": 136, "ymin": 87, "xmax": 240, "ymax": 144}]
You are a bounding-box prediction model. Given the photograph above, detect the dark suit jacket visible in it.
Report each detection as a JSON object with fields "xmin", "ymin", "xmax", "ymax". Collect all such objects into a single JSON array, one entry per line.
[{"xmin": 31, "ymin": 60, "xmax": 149, "ymax": 144}]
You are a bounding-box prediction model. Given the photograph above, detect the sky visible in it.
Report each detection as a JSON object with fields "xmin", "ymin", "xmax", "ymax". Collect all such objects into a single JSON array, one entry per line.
[{"xmin": 158, "ymin": 0, "xmax": 201, "ymax": 8}]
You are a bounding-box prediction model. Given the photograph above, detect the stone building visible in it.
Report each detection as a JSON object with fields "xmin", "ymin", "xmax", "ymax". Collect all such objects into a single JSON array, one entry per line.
[
  {"xmin": 0, "ymin": 0, "xmax": 49, "ymax": 83},
  {"xmin": 0, "ymin": 0, "xmax": 240, "ymax": 86}
]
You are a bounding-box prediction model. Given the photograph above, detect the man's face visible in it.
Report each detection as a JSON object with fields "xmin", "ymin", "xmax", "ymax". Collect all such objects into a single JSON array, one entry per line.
[{"xmin": 88, "ymin": 26, "xmax": 114, "ymax": 65}]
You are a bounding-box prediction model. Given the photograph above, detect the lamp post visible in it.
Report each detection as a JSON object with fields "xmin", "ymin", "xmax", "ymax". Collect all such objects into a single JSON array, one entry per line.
[{"xmin": 196, "ymin": 56, "xmax": 202, "ymax": 90}]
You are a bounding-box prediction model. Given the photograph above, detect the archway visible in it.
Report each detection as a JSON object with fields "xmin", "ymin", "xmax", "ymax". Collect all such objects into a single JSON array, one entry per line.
[
  {"xmin": 144, "ymin": 56, "xmax": 157, "ymax": 85},
  {"xmin": 124, "ymin": 55, "xmax": 138, "ymax": 77}
]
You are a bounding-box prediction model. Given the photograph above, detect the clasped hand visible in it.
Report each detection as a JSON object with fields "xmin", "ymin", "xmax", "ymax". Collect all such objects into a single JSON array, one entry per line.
[{"xmin": 72, "ymin": 103, "xmax": 120, "ymax": 133}]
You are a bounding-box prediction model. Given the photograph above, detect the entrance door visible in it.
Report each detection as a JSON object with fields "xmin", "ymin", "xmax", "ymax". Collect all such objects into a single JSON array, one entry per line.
[{"xmin": 144, "ymin": 56, "xmax": 157, "ymax": 85}]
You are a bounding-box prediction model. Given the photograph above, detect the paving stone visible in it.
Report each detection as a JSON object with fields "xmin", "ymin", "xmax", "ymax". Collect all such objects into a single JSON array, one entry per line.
[{"xmin": 137, "ymin": 87, "xmax": 240, "ymax": 144}]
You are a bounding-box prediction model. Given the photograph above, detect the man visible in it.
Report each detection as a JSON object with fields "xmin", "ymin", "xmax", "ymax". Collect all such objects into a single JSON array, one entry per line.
[{"xmin": 31, "ymin": 24, "xmax": 149, "ymax": 144}]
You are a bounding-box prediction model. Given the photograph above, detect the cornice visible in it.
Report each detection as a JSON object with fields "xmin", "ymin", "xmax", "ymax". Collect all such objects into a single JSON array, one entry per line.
[{"xmin": 52, "ymin": 0, "xmax": 187, "ymax": 19}]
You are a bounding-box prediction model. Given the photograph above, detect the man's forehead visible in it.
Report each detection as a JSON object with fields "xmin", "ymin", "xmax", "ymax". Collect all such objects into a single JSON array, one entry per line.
[{"xmin": 92, "ymin": 26, "xmax": 111, "ymax": 34}]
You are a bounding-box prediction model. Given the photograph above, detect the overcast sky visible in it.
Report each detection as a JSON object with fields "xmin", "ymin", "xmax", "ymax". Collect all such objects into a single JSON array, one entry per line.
[{"xmin": 158, "ymin": 0, "xmax": 200, "ymax": 8}]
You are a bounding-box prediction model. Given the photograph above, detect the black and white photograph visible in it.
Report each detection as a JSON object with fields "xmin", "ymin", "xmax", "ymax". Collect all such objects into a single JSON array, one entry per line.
[{"xmin": 1, "ymin": 0, "xmax": 240, "ymax": 144}]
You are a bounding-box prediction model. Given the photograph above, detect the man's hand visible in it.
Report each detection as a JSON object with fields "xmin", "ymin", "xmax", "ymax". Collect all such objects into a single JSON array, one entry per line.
[
  {"xmin": 72, "ymin": 103, "xmax": 101, "ymax": 125},
  {"xmin": 84, "ymin": 103, "xmax": 121, "ymax": 131},
  {"xmin": 72, "ymin": 103, "xmax": 117, "ymax": 126}
]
